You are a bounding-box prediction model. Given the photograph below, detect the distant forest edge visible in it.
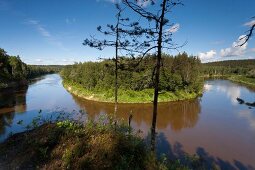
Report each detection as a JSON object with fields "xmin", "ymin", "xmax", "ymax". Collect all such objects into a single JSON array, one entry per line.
[
  {"xmin": 0, "ymin": 48, "xmax": 62, "ymax": 89},
  {"xmin": 202, "ymin": 59, "xmax": 255, "ymax": 87},
  {"xmin": 61, "ymin": 53, "xmax": 203, "ymax": 103},
  {"xmin": 203, "ymin": 59, "xmax": 255, "ymax": 77}
]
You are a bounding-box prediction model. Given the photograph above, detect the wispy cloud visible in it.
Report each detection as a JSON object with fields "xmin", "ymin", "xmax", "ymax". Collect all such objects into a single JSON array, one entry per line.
[
  {"xmin": 244, "ymin": 19, "xmax": 255, "ymax": 27},
  {"xmin": 27, "ymin": 20, "xmax": 51, "ymax": 38},
  {"xmin": 27, "ymin": 20, "xmax": 49, "ymax": 37},
  {"xmin": 26, "ymin": 19, "xmax": 69, "ymax": 51},
  {"xmin": 167, "ymin": 23, "xmax": 180, "ymax": 33}
]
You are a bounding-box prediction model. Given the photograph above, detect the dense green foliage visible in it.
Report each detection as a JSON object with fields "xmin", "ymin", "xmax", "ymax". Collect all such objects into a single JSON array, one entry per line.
[
  {"xmin": 0, "ymin": 48, "xmax": 62, "ymax": 88},
  {"xmin": 63, "ymin": 80, "xmax": 200, "ymax": 103},
  {"xmin": 0, "ymin": 48, "xmax": 29, "ymax": 81},
  {"xmin": 202, "ymin": 59, "xmax": 255, "ymax": 78},
  {"xmin": 61, "ymin": 53, "xmax": 202, "ymax": 102}
]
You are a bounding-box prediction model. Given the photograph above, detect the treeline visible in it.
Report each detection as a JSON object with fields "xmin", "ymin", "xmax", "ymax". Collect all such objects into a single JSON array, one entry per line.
[
  {"xmin": 61, "ymin": 52, "xmax": 202, "ymax": 93},
  {"xmin": 28, "ymin": 65, "xmax": 63, "ymax": 78},
  {"xmin": 202, "ymin": 59, "xmax": 255, "ymax": 78},
  {"xmin": 0, "ymin": 48, "xmax": 61, "ymax": 83}
]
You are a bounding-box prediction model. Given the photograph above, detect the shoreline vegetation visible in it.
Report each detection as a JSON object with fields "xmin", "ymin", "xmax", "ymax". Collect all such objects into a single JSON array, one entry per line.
[
  {"xmin": 202, "ymin": 75, "xmax": 255, "ymax": 88},
  {"xmin": 61, "ymin": 53, "xmax": 203, "ymax": 103},
  {"xmin": 227, "ymin": 75, "xmax": 255, "ymax": 88},
  {"xmin": 63, "ymin": 80, "xmax": 202, "ymax": 103},
  {"xmin": 0, "ymin": 48, "xmax": 63, "ymax": 89},
  {"xmin": 0, "ymin": 116, "xmax": 208, "ymax": 170},
  {"xmin": 202, "ymin": 59, "xmax": 255, "ymax": 88}
]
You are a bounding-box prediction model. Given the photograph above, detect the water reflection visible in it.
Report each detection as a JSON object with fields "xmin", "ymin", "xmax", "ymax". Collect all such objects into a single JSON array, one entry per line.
[
  {"xmin": 0, "ymin": 86, "xmax": 27, "ymax": 114},
  {"xmin": 0, "ymin": 75, "xmax": 254, "ymax": 168},
  {"xmin": 0, "ymin": 86, "xmax": 28, "ymax": 135},
  {"xmin": 238, "ymin": 110, "xmax": 255, "ymax": 130},
  {"xmin": 72, "ymin": 95, "xmax": 201, "ymax": 132}
]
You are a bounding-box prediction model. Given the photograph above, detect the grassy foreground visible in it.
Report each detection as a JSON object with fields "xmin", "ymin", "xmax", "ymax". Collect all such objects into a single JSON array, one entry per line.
[
  {"xmin": 0, "ymin": 117, "xmax": 206, "ymax": 170},
  {"xmin": 63, "ymin": 80, "xmax": 201, "ymax": 103}
]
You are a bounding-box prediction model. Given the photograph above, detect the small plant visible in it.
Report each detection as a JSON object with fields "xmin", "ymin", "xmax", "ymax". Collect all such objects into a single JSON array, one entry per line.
[{"xmin": 62, "ymin": 148, "xmax": 73, "ymax": 169}]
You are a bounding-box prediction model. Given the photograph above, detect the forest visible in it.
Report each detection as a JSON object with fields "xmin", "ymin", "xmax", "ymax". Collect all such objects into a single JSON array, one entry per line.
[
  {"xmin": 202, "ymin": 59, "xmax": 255, "ymax": 87},
  {"xmin": 0, "ymin": 48, "xmax": 61, "ymax": 88},
  {"xmin": 202, "ymin": 59, "xmax": 255, "ymax": 78},
  {"xmin": 61, "ymin": 52, "xmax": 203, "ymax": 103}
]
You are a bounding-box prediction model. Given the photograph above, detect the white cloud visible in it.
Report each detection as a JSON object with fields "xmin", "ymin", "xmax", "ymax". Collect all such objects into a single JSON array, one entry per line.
[
  {"xmin": 198, "ymin": 50, "xmax": 217, "ymax": 61},
  {"xmin": 220, "ymin": 35, "xmax": 248, "ymax": 57},
  {"xmin": 167, "ymin": 23, "xmax": 180, "ymax": 33},
  {"xmin": 244, "ymin": 19, "xmax": 255, "ymax": 27},
  {"xmin": 35, "ymin": 59, "xmax": 43, "ymax": 62}
]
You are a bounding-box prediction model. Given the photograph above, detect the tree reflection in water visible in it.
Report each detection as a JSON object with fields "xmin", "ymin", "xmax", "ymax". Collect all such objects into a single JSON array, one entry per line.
[
  {"xmin": 72, "ymin": 94, "xmax": 201, "ymax": 159},
  {"xmin": 72, "ymin": 94, "xmax": 201, "ymax": 133},
  {"xmin": 0, "ymin": 86, "xmax": 27, "ymax": 135}
]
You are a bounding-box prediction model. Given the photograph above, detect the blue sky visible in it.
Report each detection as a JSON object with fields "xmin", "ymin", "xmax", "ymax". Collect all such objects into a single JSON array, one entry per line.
[{"xmin": 0, "ymin": 0, "xmax": 254, "ymax": 65}]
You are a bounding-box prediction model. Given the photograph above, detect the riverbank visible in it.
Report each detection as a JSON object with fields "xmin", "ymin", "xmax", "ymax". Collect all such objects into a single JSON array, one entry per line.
[
  {"xmin": 0, "ymin": 119, "xmax": 206, "ymax": 169},
  {"xmin": 228, "ymin": 75, "xmax": 255, "ymax": 88},
  {"xmin": 63, "ymin": 80, "xmax": 202, "ymax": 103},
  {"xmin": 0, "ymin": 73, "xmax": 56, "ymax": 90},
  {"xmin": 0, "ymin": 79, "xmax": 28, "ymax": 89}
]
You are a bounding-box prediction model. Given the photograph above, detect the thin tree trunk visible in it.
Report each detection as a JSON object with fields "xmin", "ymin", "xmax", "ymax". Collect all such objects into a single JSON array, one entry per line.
[
  {"xmin": 114, "ymin": 12, "xmax": 120, "ymax": 115},
  {"xmin": 150, "ymin": 0, "xmax": 167, "ymax": 152}
]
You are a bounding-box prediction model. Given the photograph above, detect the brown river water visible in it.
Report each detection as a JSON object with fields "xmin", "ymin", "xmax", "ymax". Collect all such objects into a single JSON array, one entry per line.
[{"xmin": 0, "ymin": 74, "xmax": 254, "ymax": 169}]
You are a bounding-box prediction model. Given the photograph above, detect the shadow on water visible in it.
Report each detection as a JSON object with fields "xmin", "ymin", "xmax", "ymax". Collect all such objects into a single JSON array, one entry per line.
[
  {"xmin": 150, "ymin": 132, "xmax": 255, "ymax": 170},
  {"xmin": 0, "ymin": 86, "xmax": 28, "ymax": 135}
]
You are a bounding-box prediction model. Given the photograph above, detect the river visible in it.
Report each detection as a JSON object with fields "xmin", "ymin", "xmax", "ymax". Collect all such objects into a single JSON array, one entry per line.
[{"xmin": 0, "ymin": 74, "xmax": 254, "ymax": 169}]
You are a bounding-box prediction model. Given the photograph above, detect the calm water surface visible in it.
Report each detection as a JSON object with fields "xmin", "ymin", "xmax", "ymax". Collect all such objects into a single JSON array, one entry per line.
[{"xmin": 0, "ymin": 74, "xmax": 254, "ymax": 169}]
